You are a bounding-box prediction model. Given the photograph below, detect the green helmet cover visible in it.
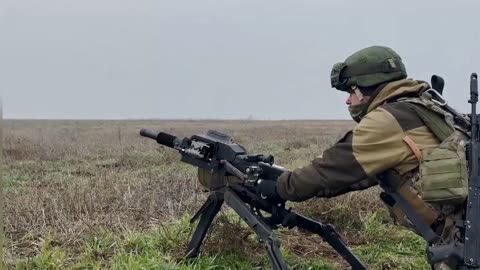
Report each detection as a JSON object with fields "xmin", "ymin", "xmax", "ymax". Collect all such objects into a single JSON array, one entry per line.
[{"xmin": 330, "ymin": 46, "xmax": 408, "ymax": 92}]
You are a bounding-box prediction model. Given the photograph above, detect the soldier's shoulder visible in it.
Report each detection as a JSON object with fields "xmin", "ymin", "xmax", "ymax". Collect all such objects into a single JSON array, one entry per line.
[
  {"xmin": 377, "ymin": 101, "xmax": 424, "ymax": 132},
  {"xmin": 358, "ymin": 106, "xmax": 397, "ymax": 128},
  {"xmin": 354, "ymin": 103, "xmax": 416, "ymax": 135}
]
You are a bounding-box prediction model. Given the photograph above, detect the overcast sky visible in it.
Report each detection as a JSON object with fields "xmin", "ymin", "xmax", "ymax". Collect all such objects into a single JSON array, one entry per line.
[{"xmin": 1, "ymin": 0, "xmax": 479, "ymax": 120}]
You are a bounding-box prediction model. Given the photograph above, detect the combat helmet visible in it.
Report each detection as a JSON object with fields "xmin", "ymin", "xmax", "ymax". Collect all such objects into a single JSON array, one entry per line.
[{"xmin": 330, "ymin": 46, "xmax": 408, "ymax": 92}]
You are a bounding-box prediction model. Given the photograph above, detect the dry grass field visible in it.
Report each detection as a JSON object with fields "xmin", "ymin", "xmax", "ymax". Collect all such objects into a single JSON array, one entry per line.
[{"xmin": 3, "ymin": 120, "xmax": 429, "ymax": 269}]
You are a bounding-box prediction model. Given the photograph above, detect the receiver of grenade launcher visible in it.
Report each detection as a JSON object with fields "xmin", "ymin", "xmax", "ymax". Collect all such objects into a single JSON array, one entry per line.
[{"xmin": 139, "ymin": 129, "xmax": 283, "ymax": 184}]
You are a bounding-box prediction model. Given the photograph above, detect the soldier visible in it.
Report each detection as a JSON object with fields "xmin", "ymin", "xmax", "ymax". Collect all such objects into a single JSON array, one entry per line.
[
  {"xmin": 254, "ymin": 46, "xmax": 469, "ymax": 270},
  {"xmin": 198, "ymin": 45, "xmax": 470, "ymax": 269}
]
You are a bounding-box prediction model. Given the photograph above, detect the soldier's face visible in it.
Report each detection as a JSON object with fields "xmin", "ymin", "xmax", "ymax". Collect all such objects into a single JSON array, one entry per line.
[
  {"xmin": 346, "ymin": 92, "xmax": 363, "ymax": 106},
  {"xmin": 346, "ymin": 87, "xmax": 369, "ymax": 106}
]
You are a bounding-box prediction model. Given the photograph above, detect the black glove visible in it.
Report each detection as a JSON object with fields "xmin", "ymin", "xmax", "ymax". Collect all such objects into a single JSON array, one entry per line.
[{"xmin": 256, "ymin": 180, "xmax": 285, "ymax": 204}]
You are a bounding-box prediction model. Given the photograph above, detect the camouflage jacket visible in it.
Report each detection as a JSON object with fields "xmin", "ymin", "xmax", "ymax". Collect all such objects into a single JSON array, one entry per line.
[{"xmin": 276, "ymin": 79, "xmax": 440, "ymax": 201}]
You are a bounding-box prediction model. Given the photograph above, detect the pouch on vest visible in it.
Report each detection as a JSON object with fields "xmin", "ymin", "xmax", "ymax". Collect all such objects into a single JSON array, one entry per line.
[
  {"xmin": 415, "ymin": 130, "xmax": 469, "ymax": 205},
  {"xmin": 401, "ymin": 102, "xmax": 469, "ymax": 206}
]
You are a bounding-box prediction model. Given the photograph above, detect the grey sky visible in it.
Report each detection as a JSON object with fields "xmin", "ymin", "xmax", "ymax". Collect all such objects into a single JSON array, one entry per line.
[{"xmin": 1, "ymin": 0, "xmax": 479, "ymax": 119}]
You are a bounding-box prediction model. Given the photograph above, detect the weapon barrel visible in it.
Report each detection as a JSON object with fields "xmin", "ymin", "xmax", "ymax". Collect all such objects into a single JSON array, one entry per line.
[
  {"xmin": 140, "ymin": 129, "xmax": 180, "ymax": 148},
  {"xmin": 140, "ymin": 128, "xmax": 158, "ymax": 140}
]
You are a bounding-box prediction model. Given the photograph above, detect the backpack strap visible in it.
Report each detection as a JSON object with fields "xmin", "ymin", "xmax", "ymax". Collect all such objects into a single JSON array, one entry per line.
[{"xmin": 403, "ymin": 102, "xmax": 454, "ymax": 142}]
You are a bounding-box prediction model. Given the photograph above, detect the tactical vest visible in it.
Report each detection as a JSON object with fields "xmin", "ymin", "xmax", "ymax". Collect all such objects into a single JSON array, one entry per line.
[{"xmin": 377, "ymin": 89, "xmax": 469, "ymax": 244}]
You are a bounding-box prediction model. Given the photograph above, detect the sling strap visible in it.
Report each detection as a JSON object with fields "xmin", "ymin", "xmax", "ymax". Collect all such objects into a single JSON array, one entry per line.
[{"xmin": 378, "ymin": 170, "xmax": 441, "ymax": 244}]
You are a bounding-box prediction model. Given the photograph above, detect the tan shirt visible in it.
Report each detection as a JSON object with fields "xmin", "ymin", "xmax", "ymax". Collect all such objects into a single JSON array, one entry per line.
[{"xmin": 276, "ymin": 79, "xmax": 440, "ymax": 201}]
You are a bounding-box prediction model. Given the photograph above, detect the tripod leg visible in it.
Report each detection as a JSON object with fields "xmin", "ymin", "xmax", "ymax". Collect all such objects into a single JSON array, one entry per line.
[
  {"xmin": 224, "ymin": 188, "xmax": 289, "ymax": 270},
  {"xmin": 291, "ymin": 212, "xmax": 367, "ymax": 270},
  {"xmin": 264, "ymin": 237, "xmax": 289, "ymax": 270},
  {"xmin": 185, "ymin": 192, "xmax": 224, "ymax": 258}
]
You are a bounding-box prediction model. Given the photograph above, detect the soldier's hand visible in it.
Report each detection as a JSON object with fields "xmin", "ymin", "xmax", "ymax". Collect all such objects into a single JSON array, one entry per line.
[{"xmin": 256, "ymin": 180, "xmax": 285, "ymax": 205}]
